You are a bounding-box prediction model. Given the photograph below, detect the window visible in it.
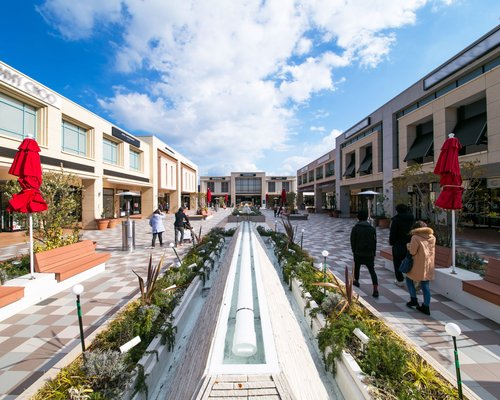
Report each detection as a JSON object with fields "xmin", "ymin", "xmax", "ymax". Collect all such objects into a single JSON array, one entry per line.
[
  {"xmin": 235, "ymin": 178, "xmax": 261, "ymax": 194},
  {"xmin": 207, "ymin": 182, "xmax": 215, "ymax": 192},
  {"xmin": 358, "ymin": 146, "xmax": 373, "ymax": 175},
  {"xmin": 221, "ymin": 181, "xmax": 229, "ymax": 192},
  {"xmin": 302, "ymin": 174, "xmax": 307, "ymax": 184},
  {"xmin": 453, "ymin": 99, "xmax": 487, "ymax": 155},
  {"xmin": 404, "ymin": 121, "xmax": 434, "ymax": 163},
  {"xmin": 129, "ymin": 149, "xmax": 141, "ymax": 171},
  {"xmin": 316, "ymin": 166, "xmax": 323, "ymax": 180},
  {"xmin": 268, "ymin": 181, "xmax": 276, "ymax": 192},
  {"xmin": 325, "ymin": 161, "xmax": 335, "ymax": 177},
  {"xmin": 282, "ymin": 181, "xmax": 290, "ymax": 192},
  {"xmin": 0, "ymin": 92, "xmax": 36, "ymax": 140},
  {"xmin": 103, "ymin": 138, "xmax": 118, "ymax": 164},
  {"xmin": 309, "ymin": 171, "xmax": 314, "ymax": 182},
  {"xmin": 343, "ymin": 154, "xmax": 356, "ymax": 178},
  {"xmin": 62, "ymin": 120, "xmax": 87, "ymax": 156},
  {"xmin": 298, "ymin": 175, "xmax": 302, "ymax": 185}
]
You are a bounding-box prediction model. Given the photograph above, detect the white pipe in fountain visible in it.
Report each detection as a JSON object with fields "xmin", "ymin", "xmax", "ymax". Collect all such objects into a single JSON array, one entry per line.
[{"xmin": 232, "ymin": 222, "xmax": 257, "ymax": 357}]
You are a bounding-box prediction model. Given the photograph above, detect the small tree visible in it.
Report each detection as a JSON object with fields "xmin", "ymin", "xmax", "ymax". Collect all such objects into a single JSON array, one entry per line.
[
  {"xmin": 1, "ymin": 168, "xmax": 83, "ymax": 250},
  {"xmin": 286, "ymin": 191, "xmax": 297, "ymax": 213}
]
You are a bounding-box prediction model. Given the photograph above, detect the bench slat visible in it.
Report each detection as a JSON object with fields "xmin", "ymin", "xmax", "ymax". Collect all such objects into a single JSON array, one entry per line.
[
  {"xmin": 35, "ymin": 241, "xmax": 96, "ymax": 273},
  {"xmin": 0, "ymin": 286, "xmax": 25, "ymax": 308},
  {"xmin": 486, "ymin": 258, "xmax": 500, "ymax": 285},
  {"xmin": 54, "ymin": 254, "xmax": 110, "ymax": 281},
  {"xmin": 462, "ymin": 280, "xmax": 500, "ymax": 306}
]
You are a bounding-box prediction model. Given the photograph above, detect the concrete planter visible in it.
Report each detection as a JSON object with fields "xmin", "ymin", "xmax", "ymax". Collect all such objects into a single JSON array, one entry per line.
[
  {"xmin": 227, "ymin": 215, "xmax": 266, "ymax": 222},
  {"xmin": 289, "ymin": 277, "xmax": 372, "ymax": 399}
]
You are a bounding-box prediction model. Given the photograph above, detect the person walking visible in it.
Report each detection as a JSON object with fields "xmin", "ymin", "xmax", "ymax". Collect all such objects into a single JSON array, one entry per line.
[
  {"xmin": 174, "ymin": 207, "xmax": 190, "ymax": 247},
  {"xmin": 149, "ymin": 209, "xmax": 166, "ymax": 247},
  {"xmin": 405, "ymin": 221, "xmax": 436, "ymax": 315},
  {"xmin": 389, "ymin": 204, "xmax": 415, "ymax": 287},
  {"xmin": 350, "ymin": 210, "xmax": 379, "ymax": 298}
]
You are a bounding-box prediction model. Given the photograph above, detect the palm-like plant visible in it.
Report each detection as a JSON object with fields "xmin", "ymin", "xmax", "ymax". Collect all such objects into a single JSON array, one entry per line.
[
  {"xmin": 312, "ymin": 264, "xmax": 358, "ymax": 319},
  {"xmin": 133, "ymin": 254, "xmax": 164, "ymax": 306}
]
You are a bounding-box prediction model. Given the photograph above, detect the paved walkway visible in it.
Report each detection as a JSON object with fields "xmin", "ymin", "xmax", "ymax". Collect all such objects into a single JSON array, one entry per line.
[
  {"xmin": 0, "ymin": 209, "xmax": 231, "ymax": 399},
  {"xmin": 0, "ymin": 209, "xmax": 499, "ymax": 399},
  {"xmin": 265, "ymin": 209, "xmax": 500, "ymax": 400}
]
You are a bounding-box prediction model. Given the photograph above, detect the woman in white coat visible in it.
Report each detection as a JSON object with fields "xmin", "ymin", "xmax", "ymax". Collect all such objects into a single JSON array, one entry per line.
[{"xmin": 149, "ymin": 209, "xmax": 166, "ymax": 247}]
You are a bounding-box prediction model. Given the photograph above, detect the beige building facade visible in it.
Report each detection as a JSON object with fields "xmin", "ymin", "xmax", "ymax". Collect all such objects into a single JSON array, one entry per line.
[
  {"xmin": 200, "ymin": 173, "xmax": 296, "ymax": 208},
  {"xmin": 297, "ymin": 25, "xmax": 500, "ymax": 226},
  {"xmin": 0, "ymin": 61, "xmax": 198, "ymax": 230}
]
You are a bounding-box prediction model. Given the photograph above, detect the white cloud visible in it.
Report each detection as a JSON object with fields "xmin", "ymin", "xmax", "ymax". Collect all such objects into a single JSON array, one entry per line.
[
  {"xmin": 38, "ymin": 0, "xmax": 453, "ymax": 173},
  {"xmin": 310, "ymin": 126, "xmax": 325, "ymax": 132}
]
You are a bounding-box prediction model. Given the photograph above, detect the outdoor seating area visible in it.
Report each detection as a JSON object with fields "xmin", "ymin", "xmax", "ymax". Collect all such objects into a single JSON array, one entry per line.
[
  {"xmin": 463, "ymin": 257, "xmax": 500, "ymax": 306},
  {"xmin": 34, "ymin": 240, "xmax": 111, "ymax": 282}
]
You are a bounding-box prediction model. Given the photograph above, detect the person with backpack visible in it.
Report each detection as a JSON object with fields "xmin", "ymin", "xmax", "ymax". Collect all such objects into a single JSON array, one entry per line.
[
  {"xmin": 350, "ymin": 209, "xmax": 379, "ymax": 298},
  {"xmin": 389, "ymin": 204, "xmax": 415, "ymax": 286},
  {"xmin": 174, "ymin": 207, "xmax": 190, "ymax": 247}
]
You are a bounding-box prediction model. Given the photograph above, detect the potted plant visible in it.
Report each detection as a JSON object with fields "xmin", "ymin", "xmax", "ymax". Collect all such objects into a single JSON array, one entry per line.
[
  {"xmin": 108, "ymin": 214, "xmax": 120, "ymax": 229},
  {"xmin": 96, "ymin": 212, "xmax": 110, "ymax": 230}
]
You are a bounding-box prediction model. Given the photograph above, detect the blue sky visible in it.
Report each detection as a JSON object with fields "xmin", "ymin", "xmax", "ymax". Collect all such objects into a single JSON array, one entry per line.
[{"xmin": 1, "ymin": 1, "xmax": 499, "ymax": 176}]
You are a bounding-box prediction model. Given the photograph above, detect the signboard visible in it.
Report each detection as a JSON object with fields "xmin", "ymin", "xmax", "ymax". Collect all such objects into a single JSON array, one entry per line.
[
  {"xmin": 240, "ymin": 173, "xmax": 256, "ymax": 176},
  {"xmin": 209, "ymin": 177, "xmax": 226, "ymax": 180},
  {"xmin": 112, "ymin": 127, "xmax": 140, "ymax": 148},
  {"xmin": 0, "ymin": 61, "xmax": 61, "ymax": 108},
  {"xmin": 271, "ymin": 177, "xmax": 287, "ymax": 180}
]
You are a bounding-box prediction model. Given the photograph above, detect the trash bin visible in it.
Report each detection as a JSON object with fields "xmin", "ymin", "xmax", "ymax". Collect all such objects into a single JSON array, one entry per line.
[{"xmin": 122, "ymin": 220, "xmax": 135, "ymax": 251}]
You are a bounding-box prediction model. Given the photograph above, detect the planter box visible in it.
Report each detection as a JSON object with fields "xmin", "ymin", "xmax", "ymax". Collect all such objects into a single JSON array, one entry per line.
[{"xmin": 289, "ymin": 277, "xmax": 372, "ymax": 399}]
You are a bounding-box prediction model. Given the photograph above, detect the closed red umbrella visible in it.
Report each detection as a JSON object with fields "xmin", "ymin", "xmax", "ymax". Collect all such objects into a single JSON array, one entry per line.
[
  {"xmin": 7, "ymin": 137, "xmax": 47, "ymax": 279},
  {"xmin": 225, "ymin": 194, "xmax": 228, "ymax": 203},
  {"xmin": 206, "ymin": 187, "xmax": 212, "ymax": 205},
  {"xmin": 281, "ymin": 188, "xmax": 286, "ymax": 206},
  {"xmin": 434, "ymin": 133, "xmax": 463, "ymax": 273}
]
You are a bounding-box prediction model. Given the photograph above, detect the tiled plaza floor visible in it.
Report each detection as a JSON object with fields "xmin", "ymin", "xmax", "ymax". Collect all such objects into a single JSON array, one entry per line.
[{"xmin": 0, "ymin": 208, "xmax": 499, "ymax": 399}]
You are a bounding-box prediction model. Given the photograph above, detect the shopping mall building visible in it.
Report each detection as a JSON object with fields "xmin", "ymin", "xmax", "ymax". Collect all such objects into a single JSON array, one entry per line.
[
  {"xmin": 0, "ymin": 61, "xmax": 198, "ymax": 230},
  {"xmin": 200, "ymin": 173, "xmax": 296, "ymax": 208},
  {"xmin": 297, "ymin": 25, "xmax": 500, "ymax": 227}
]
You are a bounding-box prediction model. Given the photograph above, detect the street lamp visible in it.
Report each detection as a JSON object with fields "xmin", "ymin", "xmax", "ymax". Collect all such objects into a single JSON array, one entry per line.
[
  {"xmin": 301, "ymin": 228, "xmax": 304, "ymax": 249},
  {"xmin": 236, "ymin": 214, "xmax": 240, "ymax": 227},
  {"xmin": 169, "ymin": 242, "xmax": 182, "ymax": 264},
  {"xmin": 274, "ymin": 219, "xmax": 278, "ymax": 232},
  {"xmin": 322, "ymin": 250, "xmax": 329, "ymax": 295},
  {"xmin": 72, "ymin": 284, "xmax": 85, "ymax": 353},
  {"xmin": 445, "ymin": 322, "xmax": 463, "ymax": 399}
]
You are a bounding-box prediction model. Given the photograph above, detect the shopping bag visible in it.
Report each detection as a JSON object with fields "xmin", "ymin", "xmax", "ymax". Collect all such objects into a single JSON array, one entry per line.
[{"xmin": 399, "ymin": 253, "xmax": 413, "ymax": 273}]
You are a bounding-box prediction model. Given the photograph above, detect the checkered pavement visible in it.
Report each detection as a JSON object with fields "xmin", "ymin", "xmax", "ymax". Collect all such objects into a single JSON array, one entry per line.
[{"xmin": 0, "ymin": 208, "xmax": 499, "ymax": 399}]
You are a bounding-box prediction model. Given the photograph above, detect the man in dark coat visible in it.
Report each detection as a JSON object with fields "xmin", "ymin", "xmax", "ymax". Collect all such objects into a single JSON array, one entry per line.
[
  {"xmin": 174, "ymin": 207, "xmax": 190, "ymax": 246},
  {"xmin": 389, "ymin": 204, "xmax": 415, "ymax": 286},
  {"xmin": 350, "ymin": 209, "xmax": 379, "ymax": 297}
]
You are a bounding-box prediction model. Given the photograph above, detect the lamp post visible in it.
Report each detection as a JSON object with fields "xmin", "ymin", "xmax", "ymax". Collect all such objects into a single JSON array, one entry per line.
[
  {"xmin": 301, "ymin": 228, "xmax": 304, "ymax": 249},
  {"xmin": 72, "ymin": 284, "xmax": 85, "ymax": 353},
  {"xmin": 236, "ymin": 214, "xmax": 240, "ymax": 228},
  {"xmin": 274, "ymin": 219, "xmax": 278, "ymax": 232},
  {"xmin": 445, "ymin": 322, "xmax": 463, "ymax": 399},
  {"xmin": 322, "ymin": 250, "xmax": 329, "ymax": 296},
  {"xmin": 169, "ymin": 242, "xmax": 182, "ymax": 264}
]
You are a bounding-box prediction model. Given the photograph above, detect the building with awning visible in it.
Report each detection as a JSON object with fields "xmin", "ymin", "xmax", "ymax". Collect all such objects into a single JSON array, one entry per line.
[{"xmin": 297, "ymin": 25, "xmax": 500, "ymax": 224}]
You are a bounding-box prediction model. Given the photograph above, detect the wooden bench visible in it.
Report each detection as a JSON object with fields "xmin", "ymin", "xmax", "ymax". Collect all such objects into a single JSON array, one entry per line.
[
  {"xmin": 35, "ymin": 240, "xmax": 110, "ymax": 282},
  {"xmin": 379, "ymin": 245, "xmax": 451, "ymax": 269},
  {"xmin": 0, "ymin": 286, "xmax": 24, "ymax": 308},
  {"xmin": 462, "ymin": 257, "xmax": 500, "ymax": 306}
]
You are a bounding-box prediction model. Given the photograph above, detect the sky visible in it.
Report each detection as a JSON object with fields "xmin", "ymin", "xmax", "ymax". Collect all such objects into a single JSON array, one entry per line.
[{"xmin": 1, "ymin": 1, "xmax": 499, "ymax": 177}]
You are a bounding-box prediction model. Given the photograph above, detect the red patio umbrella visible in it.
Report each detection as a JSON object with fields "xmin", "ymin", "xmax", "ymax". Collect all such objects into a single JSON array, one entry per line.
[
  {"xmin": 7, "ymin": 137, "xmax": 47, "ymax": 279},
  {"xmin": 206, "ymin": 187, "xmax": 212, "ymax": 205},
  {"xmin": 434, "ymin": 133, "xmax": 463, "ymax": 273}
]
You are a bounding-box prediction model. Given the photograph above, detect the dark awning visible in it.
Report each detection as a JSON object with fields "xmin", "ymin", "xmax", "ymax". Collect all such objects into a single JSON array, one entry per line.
[
  {"xmin": 404, "ymin": 133, "xmax": 433, "ymax": 162},
  {"xmin": 357, "ymin": 153, "xmax": 372, "ymax": 174},
  {"xmin": 453, "ymin": 113, "xmax": 487, "ymax": 146},
  {"xmin": 343, "ymin": 158, "xmax": 355, "ymax": 177}
]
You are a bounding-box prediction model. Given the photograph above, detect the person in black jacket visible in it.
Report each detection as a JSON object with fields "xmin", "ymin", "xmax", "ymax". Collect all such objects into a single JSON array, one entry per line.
[
  {"xmin": 350, "ymin": 209, "xmax": 379, "ymax": 297},
  {"xmin": 389, "ymin": 204, "xmax": 415, "ymax": 286},
  {"xmin": 174, "ymin": 207, "xmax": 190, "ymax": 247}
]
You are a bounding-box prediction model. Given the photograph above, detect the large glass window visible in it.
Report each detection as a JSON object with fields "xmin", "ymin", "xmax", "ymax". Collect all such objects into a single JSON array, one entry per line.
[
  {"xmin": 62, "ymin": 120, "xmax": 87, "ymax": 156},
  {"xmin": 308, "ymin": 171, "xmax": 314, "ymax": 182},
  {"xmin": 316, "ymin": 166, "xmax": 323, "ymax": 180},
  {"xmin": 235, "ymin": 178, "xmax": 261, "ymax": 194},
  {"xmin": 207, "ymin": 182, "xmax": 215, "ymax": 192},
  {"xmin": 268, "ymin": 181, "xmax": 276, "ymax": 192},
  {"xmin": 326, "ymin": 161, "xmax": 335, "ymax": 177},
  {"xmin": 129, "ymin": 149, "xmax": 141, "ymax": 171},
  {"xmin": 103, "ymin": 138, "xmax": 118, "ymax": 164},
  {"xmin": 282, "ymin": 181, "xmax": 290, "ymax": 192},
  {"xmin": 0, "ymin": 93, "xmax": 36, "ymax": 140},
  {"xmin": 221, "ymin": 181, "xmax": 229, "ymax": 192}
]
